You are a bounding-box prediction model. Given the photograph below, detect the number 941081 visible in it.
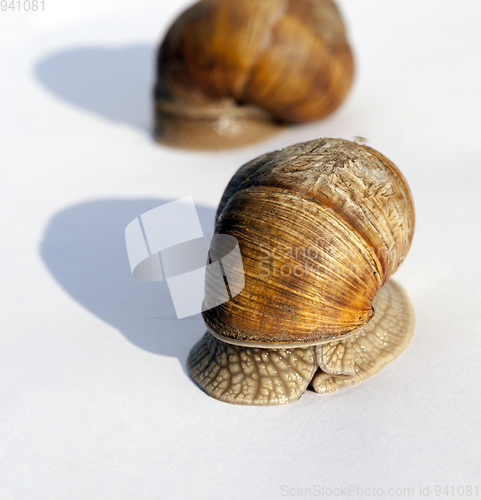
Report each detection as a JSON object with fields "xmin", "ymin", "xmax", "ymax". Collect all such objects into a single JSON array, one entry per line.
[{"xmin": 1, "ymin": 0, "xmax": 44, "ymax": 11}]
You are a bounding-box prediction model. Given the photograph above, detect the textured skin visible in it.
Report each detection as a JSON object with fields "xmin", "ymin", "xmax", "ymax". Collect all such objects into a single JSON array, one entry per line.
[
  {"xmin": 190, "ymin": 280, "xmax": 414, "ymax": 405},
  {"xmin": 188, "ymin": 333, "xmax": 317, "ymax": 405},
  {"xmin": 311, "ymin": 280, "xmax": 415, "ymax": 394}
]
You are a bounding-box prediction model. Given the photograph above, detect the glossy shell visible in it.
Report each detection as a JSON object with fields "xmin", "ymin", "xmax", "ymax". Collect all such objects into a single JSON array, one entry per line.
[{"xmin": 154, "ymin": 0, "xmax": 354, "ymax": 149}]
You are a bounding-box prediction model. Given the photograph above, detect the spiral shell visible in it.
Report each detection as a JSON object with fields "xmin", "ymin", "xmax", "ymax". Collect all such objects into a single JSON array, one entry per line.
[
  {"xmin": 202, "ymin": 138, "xmax": 415, "ymax": 345},
  {"xmin": 155, "ymin": 0, "xmax": 354, "ymax": 149}
]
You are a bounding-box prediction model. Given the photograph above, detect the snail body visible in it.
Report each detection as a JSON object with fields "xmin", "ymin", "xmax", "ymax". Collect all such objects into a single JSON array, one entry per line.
[
  {"xmin": 188, "ymin": 138, "xmax": 415, "ymax": 405},
  {"xmin": 155, "ymin": 0, "xmax": 354, "ymax": 149}
]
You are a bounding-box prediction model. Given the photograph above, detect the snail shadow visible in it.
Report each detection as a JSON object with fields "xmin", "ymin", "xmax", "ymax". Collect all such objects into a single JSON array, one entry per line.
[
  {"xmin": 34, "ymin": 44, "xmax": 156, "ymax": 133},
  {"xmin": 40, "ymin": 198, "xmax": 215, "ymax": 373}
]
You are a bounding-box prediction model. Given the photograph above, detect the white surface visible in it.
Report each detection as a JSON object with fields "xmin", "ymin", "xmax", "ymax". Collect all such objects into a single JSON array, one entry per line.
[{"xmin": 1, "ymin": 1, "xmax": 480, "ymax": 499}]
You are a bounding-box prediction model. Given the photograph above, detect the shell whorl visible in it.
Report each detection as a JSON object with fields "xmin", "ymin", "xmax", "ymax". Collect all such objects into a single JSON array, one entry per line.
[
  {"xmin": 203, "ymin": 138, "xmax": 415, "ymax": 346},
  {"xmin": 155, "ymin": 0, "xmax": 354, "ymax": 148}
]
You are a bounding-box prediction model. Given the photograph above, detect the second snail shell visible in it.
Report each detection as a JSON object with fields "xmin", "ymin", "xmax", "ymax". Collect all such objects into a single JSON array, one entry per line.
[{"xmin": 155, "ymin": 0, "xmax": 354, "ymax": 149}]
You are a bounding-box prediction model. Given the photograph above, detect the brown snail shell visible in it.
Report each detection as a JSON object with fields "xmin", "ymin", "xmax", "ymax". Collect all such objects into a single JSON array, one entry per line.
[
  {"xmin": 188, "ymin": 138, "xmax": 416, "ymax": 405},
  {"xmin": 155, "ymin": 0, "xmax": 354, "ymax": 149},
  {"xmin": 203, "ymin": 138, "xmax": 415, "ymax": 345}
]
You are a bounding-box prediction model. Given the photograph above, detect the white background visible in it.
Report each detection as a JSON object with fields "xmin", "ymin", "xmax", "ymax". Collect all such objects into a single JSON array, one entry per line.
[{"xmin": 1, "ymin": 1, "xmax": 480, "ymax": 498}]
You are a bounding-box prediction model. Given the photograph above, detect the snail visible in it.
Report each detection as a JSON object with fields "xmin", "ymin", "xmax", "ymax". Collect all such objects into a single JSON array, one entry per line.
[
  {"xmin": 188, "ymin": 138, "xmax": 415, "ymax": 405},
  {"xmin": 154, "ymin": 0, "xmax": 354, "ymax": 149}
]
